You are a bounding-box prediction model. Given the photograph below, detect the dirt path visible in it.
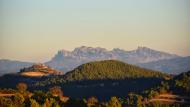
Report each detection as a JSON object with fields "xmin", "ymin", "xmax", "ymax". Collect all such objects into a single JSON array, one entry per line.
[
  {"xmin": 149, "ymin": 94, "xmax": 190, "ymax": 104},
  {"xmin": 0, "ymin": 93, "xmax": 15, "ymax": 97}
]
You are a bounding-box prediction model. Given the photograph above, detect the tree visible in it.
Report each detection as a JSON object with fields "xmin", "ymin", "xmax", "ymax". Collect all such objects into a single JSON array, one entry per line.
[
  {"xmin": 65, "ymin": 98, "xmax": 87, "ymax": 107},
  {"xmin": 32, "ymin": 90, "xmax": 47, "ymax": 105},
  {"xmin": 43, "ymin": 98, "xmax": 60, "ymax": 107},
  {"xmin": 126, "ymin": 93, "xmax": 145, "ymax": 107},
  {"xmin": 13, "ymin": 93, "xmax": 25, "ymax": 107},
  {"xmin": 43, "ymin": 98, "xmax": 52, "ymax": 107},
  {"xmin": 30, "ymin": 99, "xmax": 40, "ymax": 107},
  {"xmin": 16, "ymin": 82, "xmax": 27, "ymax": 93},
  {"xmin": 148, "ymin": 90, "xmax": 159, "ymax": 99},
  {"xmin": 87, "ymin": 96, "xmax": 98, "ymax": 107},
  {"xmin": 0, "ymin": 96, "xmax": 13, "ymax": 107},
  {"xmin": 149, "ymin": 101, "xmax": 162, "ymax": 107},
  {"xmin": 107, "ymin": 97, "xmax": 121, "ymax": 107},
  {"xmin": 49, "ymin": 86, "xmax": 63, "ymax": 97},
  {"xmin": 136, "ymin": 95, "xmax": 144, "ymax": 107}
]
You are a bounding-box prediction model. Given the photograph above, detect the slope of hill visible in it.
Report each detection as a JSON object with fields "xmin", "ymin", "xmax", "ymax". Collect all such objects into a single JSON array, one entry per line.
[
  {"xmin": 46, "ymin": 46, "xmax": 179, "ymax": 72},
  {"xmin": 63, "ymin": 60, "xmax": 168, "ymax": 81},
  {"xmin": 34, "ymin": 60, "xmax": 169, "ymax": 99},
  {"xmin": 138, "ymin": 56, "xmax": 190, "ymax": 74},
  {"xmin": 0, "ymin": 60, "xmax": 189, "ymax": 104},
  {"xmin": 0, "ymin": 64, "xmax": 62, "ymax": 89},
  {"xmin": 0, "ymin": 60, "xmax": 170, "ymax": 99},
  {"xmin": 19, "ymin": 63, "xmax": 63, "ymax": 77},
  {"xmin": 171, "ymin": 71, "xmax": 190, "ymax": 96},
  {"xmin": 0, "ymin": 59, "xmax": 32, "ymax": 76}
]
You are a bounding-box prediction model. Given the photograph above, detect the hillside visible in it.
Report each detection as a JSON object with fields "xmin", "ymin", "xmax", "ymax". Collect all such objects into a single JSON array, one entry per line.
[
  {"xmin": 171, "ymin": 71, "xmax": 190, "ymax": 95},
  {"xmin": 0, "ymin": 60, "xmax": 172, "ymax": 100},
  {"xmin": 63, "ymin": 60, "xmax": 168, "ymax": 81},
  {"xmin": 19, "ymin": 63, "xmax": 63, "ymax": 77},
  {"xmin": 34, "ymin": 60, "xmax": 169, "ymax": 99},
  {"xmin": 174, "ymin": 71, "xmax": 190, "ymax": 88}
]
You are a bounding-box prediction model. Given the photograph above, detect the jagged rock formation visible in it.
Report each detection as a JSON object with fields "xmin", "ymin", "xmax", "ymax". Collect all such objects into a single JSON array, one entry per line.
[
  {"xmin": 1, "ymin": 46, "xmax": 188, "ymax": 75},
  {"xmin": 46, "ymin": 46, "xmax": 179, "ymax": 72}
]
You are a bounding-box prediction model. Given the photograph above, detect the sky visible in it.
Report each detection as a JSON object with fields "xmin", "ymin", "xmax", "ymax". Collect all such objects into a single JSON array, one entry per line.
[{"xmin": 0, "ymin": 0, "xmax": 190, "ymax": 62}]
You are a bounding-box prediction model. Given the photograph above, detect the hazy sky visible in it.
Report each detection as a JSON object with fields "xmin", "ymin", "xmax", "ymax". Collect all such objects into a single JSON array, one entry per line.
[{"xmin": 0, "ymin": 0, "xmax": 190, "ymax": 62}]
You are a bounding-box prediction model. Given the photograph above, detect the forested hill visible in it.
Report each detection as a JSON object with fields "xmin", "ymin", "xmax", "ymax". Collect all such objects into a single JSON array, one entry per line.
[
  {"xmin": 63, "ymin": 60, "xmax": 168, "ymax": 81},
  {"xmin": 171, "ymin": 71, "xmax": 190, "ymax": 95}
]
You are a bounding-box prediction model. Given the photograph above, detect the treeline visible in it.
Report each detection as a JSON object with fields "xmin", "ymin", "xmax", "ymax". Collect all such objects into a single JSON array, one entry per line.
[
  {"xmin": 0, "ymin": 60, "xmax": 169, "ymax": 89},
  {"xmin": 64, "ymin": 60, "xmax": 168, "ymax": 81},
  {"xmin": 0, "ymin": 61, "xmax": 189, "ymax": 107},
  {"xmin": 0, "ymin": 83, "xmax": 184, "ymax": 107},
  {"xmin": 36, "ymin": 60, "xmax": 168, "ymax": 86},
  {"xmin": 170, "ymin": 71, "xmax": 190, "ymax": 96}
]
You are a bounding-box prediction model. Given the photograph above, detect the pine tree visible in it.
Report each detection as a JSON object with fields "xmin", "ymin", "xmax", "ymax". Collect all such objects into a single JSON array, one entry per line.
[
  {"xmin": 107, "ymin": 97, "xmax": 121, "ymax": 107},
  {"xmin": 30, "ymin": 99, "xmax": 40, "ymax": 107}
]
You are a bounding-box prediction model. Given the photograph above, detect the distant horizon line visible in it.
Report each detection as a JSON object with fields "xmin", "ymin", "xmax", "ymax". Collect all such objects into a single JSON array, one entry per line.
[{"xmin": 0, "ymin": 45, "xmax": 189, "ymax": 63}]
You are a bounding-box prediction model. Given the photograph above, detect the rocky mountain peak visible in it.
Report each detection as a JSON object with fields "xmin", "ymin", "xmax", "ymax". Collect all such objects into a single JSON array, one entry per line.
[
  {"xmin": 137, "ymin": 46, "xmax": 151, "ymax": 51},
  {"xmin": 72, "ymin": 46, "xmax": 108, "ymax": 57},
  {"xmin": 112, "ymin": 48, "xmax": 123, "ymax": 52},
  {"xmin": 46, "ymin": 46, "xmax": 180, "ymax": 72},
  {"xmin": 73, "ymin": 46, "xmax": 107, "ymax": 52}
]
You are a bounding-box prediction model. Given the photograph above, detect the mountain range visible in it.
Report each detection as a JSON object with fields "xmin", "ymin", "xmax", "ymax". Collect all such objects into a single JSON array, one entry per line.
[
  {"xmin": 0, "ymin": 59, "xmax": 32, "ymax": 76},
  {"xmin": 138, "ymin": 56, "xmax": 190, "ymax": 74},
  {"xmin": 46, "ymin": 46, "xmax": 179, "ymax": 71},
  {"xmin": 0, "ymin": 46, "xmax": 190, "ymax": 75}
]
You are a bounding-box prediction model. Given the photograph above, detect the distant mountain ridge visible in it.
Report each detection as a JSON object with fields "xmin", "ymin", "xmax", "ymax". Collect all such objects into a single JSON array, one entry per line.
[
  {"xmin": 1, "ymin": 46, "xmax": 189, "ymax": 75},
  {"xmin": 0, "ymin": 59, "xmax": 32, "ymax": 75},
  {"xmin": 46, "ymin": 46, "xmax": 179, "ymax": 72},
  {"xmin": 138, "ymin": 56, "xmax": 190, "ymax": 74}
]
